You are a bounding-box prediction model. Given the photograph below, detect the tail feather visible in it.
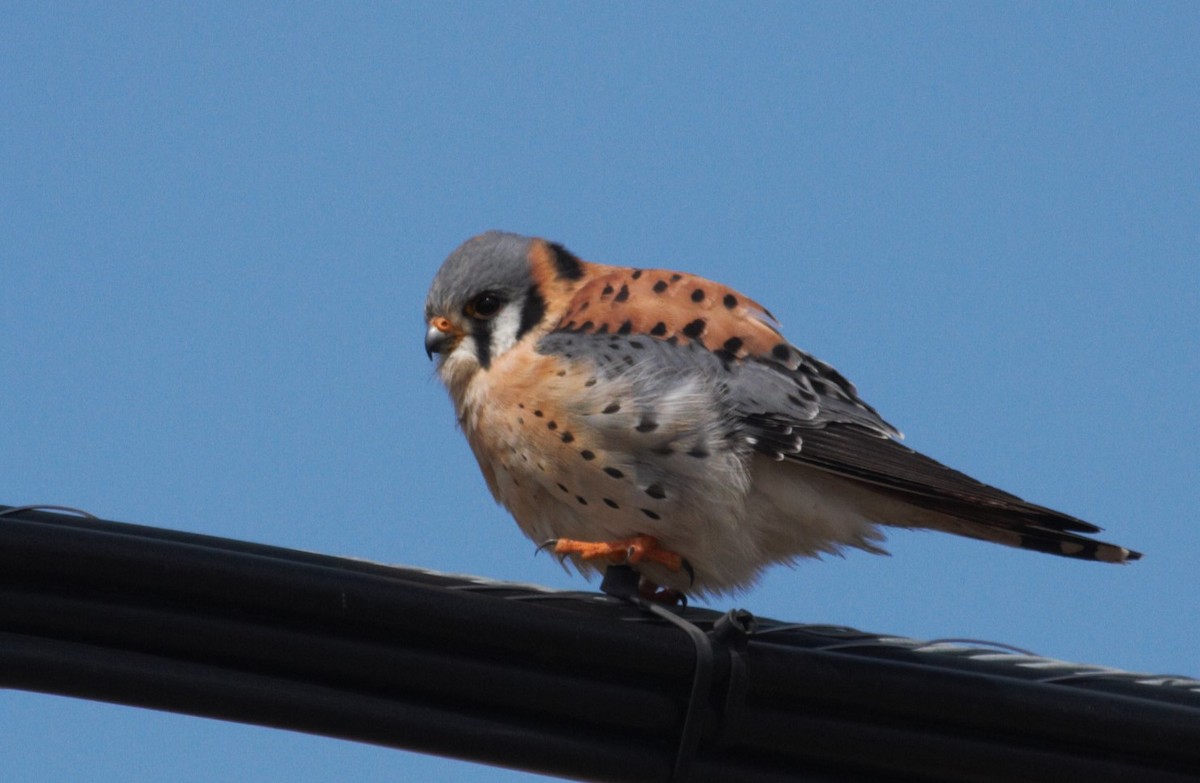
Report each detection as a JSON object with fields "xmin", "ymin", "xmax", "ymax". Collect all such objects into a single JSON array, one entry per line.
[{"xmin": 766, "ymin": 422, "xmax": 1142, "ymax": 564}]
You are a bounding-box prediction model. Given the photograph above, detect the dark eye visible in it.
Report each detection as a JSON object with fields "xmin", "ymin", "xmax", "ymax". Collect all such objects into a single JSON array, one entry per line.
[{"xmin": 466, "ymin": 292, "xmax": 503, "ymax": 320}]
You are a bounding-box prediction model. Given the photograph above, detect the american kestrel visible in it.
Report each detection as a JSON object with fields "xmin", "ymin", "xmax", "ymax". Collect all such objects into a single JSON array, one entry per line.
[{"xmin": 424, "ymin": 231, "xmax": 1140, "ymax": 597}]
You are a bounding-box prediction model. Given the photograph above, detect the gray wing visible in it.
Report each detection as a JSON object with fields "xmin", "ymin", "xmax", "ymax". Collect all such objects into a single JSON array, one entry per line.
[
  {"xmin": 731, "ymin": 342, "xmax": 1140, "ymax": 563},
  {"xmin": 537, "ymin": 329, "xmax": 1138, "ymax": 563}
]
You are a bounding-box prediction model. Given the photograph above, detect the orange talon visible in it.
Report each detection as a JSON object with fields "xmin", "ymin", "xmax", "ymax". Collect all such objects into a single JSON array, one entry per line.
[{"xmin": 553, "ymin": 534, "xmax": 684, "ymax": 572}]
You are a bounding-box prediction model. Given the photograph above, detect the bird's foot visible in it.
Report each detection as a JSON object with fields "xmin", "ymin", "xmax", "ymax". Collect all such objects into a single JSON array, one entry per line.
[{"xmin": 542, "ymin": 534, "xmax": 686, "ymax": 572}]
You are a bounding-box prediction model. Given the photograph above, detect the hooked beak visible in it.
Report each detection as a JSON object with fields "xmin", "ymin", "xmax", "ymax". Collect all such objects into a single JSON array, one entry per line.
[{"xmin": 425, "ymin": 317, "xmax": 457, "ymax": 359}]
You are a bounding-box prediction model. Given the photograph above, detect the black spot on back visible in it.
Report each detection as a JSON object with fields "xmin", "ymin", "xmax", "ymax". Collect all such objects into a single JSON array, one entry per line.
[
  {"xmin": 576, "ymin": 496, "xmax": 588, "ymax": 505},
  {"xmin": 687, "ymin": 447, "xmax": 710, "ymax": 459},
  {"xmin": 670, "ymin": 273, "xmax": 682, "ymax": 282},
  {"xmin": 549, "ymin": 243, "xmax": 584, "ymax": 280},
  {"xmin": 631, "ymin": 269, "xmax": 643, "ymax": 279},
  {"xmin": 723, "ymin": 294, "xmax": 738, "ymax": 309},
  {"xmin": 602, "ymin": 403, "xmax": 621, "ymax": 414},
  {"xmin": 635, "ymin": 418, "xmax": 658, "ymax": 433},
  {"xmin": 641, "ymin": 508, "xmax": 662, "ymax": 520},
  {"xmin": 561, "ymin": 432, "xmax": 575, "ymax": 443},
  {"xmin": 614, "ymin": 285, "xmax": 630, "ymax": 302},
  {"xmin": 653, "ymin": 280, "xmax": 668, "ymax": 293},
  {"xmin": 580, "ymin": 449, "xmax": 596, "ymax": 460},
  {"xmin": 602, "ymin": 284, "xmax": 614, "ymax": 296},
  {"xmin": 603, "ymin": 467, "xmax": 624, "ymax": 479},
  {"xmin": 723, "ymin": 336, "xmax": 744, "ymax": 353},
  {"xmin": 650, "ymin": 322, "xmax": 668, "ymax": 336},
  {"xmin": 772, "ymin": 343, "xmax": 792, "ymax": 361},
  {"xmin": 691, "ymin": 289, "xmax": 705, "ymax": 302},
  {"xmin": 580, "ymin": 321, "xmax": 594, "ymax": 331},
  {"xmin": 682, "ymin": 319, "xmax": 706, "ymax": 339},
  {"xmin": 645, "ymin": 484, "xmax": 666, "ymax": 499},
  {"xmin": 603, "ymin": 498, "xmax": 620, "ymax": 508}
]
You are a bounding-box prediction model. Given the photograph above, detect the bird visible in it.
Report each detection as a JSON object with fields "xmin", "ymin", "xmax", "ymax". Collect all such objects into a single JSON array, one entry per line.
[{"xmin": 424, "ymin": 231, "xmax": 1140, "ymax": 598}]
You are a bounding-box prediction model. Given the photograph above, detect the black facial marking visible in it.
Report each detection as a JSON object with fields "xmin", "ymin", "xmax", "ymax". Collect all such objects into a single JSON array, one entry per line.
[
  {"xmin": 682, "ymin": 319, "xmax": 706, "ymax": 339},
  {"xmin": 617, "ymin": 320, "xmax": 633, "ymax": 334},
  {"xmin": 515, "ymin": 284, "xmax": 547, "ymax": 342},
  {"xmin": 691, "ymin": 288, "xmax": 705, "ymax": 302},
  {"xmin": 645, "ymin": 484, "xmax": 666, "ymax": 499},
  {"xmin": 641, "ymin": 509, "xmax": 662, "ymax": 520},
  {"xmin": 723, "ymin": 336, "xmax": 744, "ymax": 353},
  {"xmin": 604, "ymin": 498, "xmax": 620, "ymax": 508},
  {"xmin": 653, "ymin": 280, "xmax": 669, "ymax": 293},
  {"xmin": 580, "ymin": 449, "xmax": 596, "ymax": 460},
  {"xmin": 603, "ymin": 467, "xmax": 624, "ymax": 479},
  {"xmin": 549, "ymin": 242, "xmax": 584, "ymax": 280},
  {"xmin": 650, "ymin": 322, "xmax": 668, "ymax": 336},
  {"xmin": 614, "ymin": 285, "xmax": 630, "ymax": 302},
  {"xmin": 723, "ymin": 294, "xmax": 738, "ymax": 309},
  {"xmin": 474, "ymin": 318, "xmax": 493, "ymax": 368}
]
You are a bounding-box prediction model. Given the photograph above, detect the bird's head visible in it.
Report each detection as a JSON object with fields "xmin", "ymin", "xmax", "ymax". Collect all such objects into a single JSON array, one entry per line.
[{"xmin": 425, "ymin": 231, "xmax": 586, "ymax": 394}]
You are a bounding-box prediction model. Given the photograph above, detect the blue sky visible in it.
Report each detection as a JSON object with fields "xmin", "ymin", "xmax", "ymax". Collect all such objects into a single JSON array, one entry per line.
[{"xmin": 2, "ymin": 4, "xmax": 1197, "ymax": 781}]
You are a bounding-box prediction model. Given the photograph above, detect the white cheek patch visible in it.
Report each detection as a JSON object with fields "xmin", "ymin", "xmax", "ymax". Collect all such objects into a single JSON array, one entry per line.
[{"xmin": 485, "ymin": 300, "xmax": 525, "ymax": 359}]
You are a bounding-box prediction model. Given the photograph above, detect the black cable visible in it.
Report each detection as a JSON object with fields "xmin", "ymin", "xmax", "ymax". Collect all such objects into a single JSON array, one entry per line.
[{"xmin": 3, "ymin": 504, "xmax": 1199, "ymax": 782}]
